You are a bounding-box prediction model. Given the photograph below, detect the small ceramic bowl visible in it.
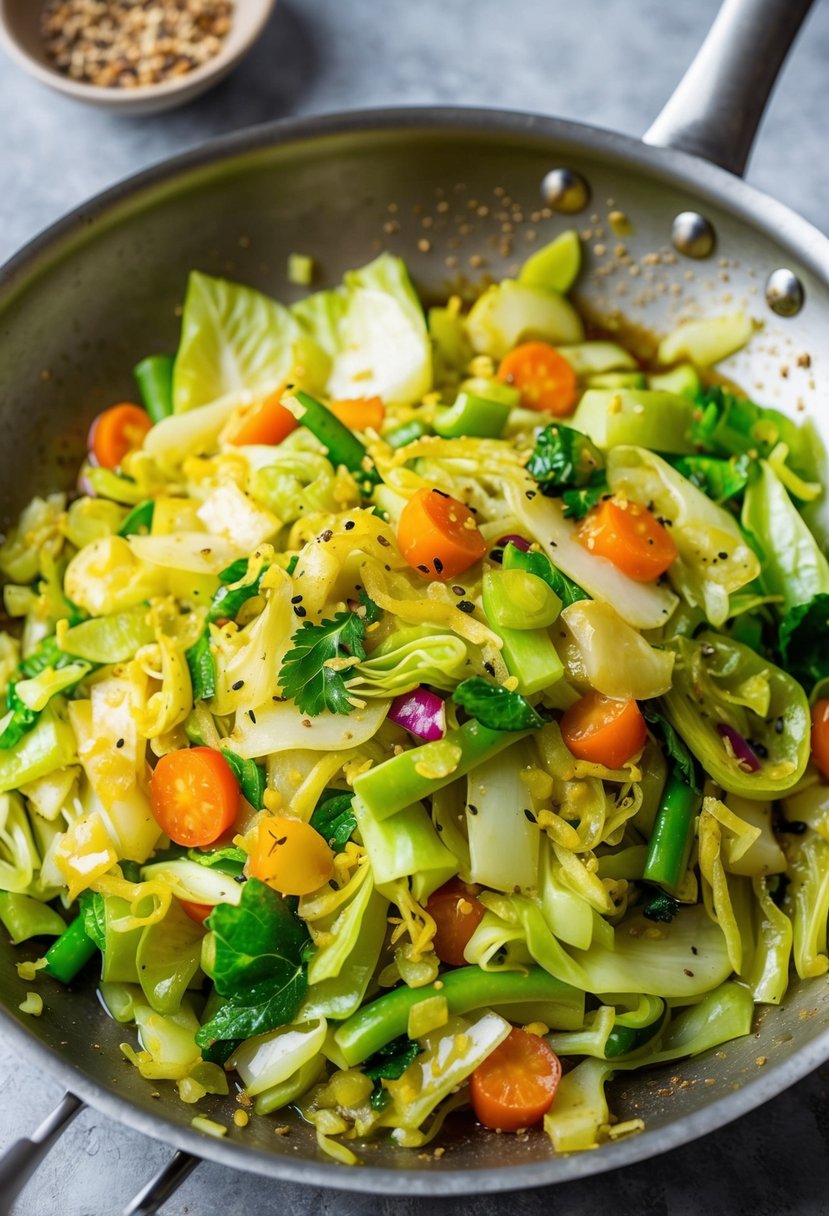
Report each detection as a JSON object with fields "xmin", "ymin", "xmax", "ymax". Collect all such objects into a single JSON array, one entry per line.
[{"xmin": 0, "ymin": 0, "xmax": 277, "ymax": 116}]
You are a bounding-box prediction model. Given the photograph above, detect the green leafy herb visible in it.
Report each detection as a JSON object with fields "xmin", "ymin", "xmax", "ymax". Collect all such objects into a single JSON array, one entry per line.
[
  {"xmin": 642, "ymin": 890, "xmax": 679, "ymax": 923},
  {"xmin": 78, "ymin": 890, "xmax": 106, "ymax": 952},
  {"xmin": 221, "ymin": 749, "xmax": 266, "ymax": 810},
  {"xmin": 691, "ymin": 386, "xmax": 811, "ymax": 473},
  {"xmin": 642, "ymin": 704, "xmax": 701, "ymax": 795},
  {"xmin": 453, "ymin": 677, "xmax": 543, "ymax": 732},
  {"xmin": 779, "ymin": 593, "xmax": 829, "ymax": 688},
  {"xmin": 185, "ymin": 631, "xmax": 216, "ymax": 701},
  {"xmin": 187, "ymin": 846, "xmax": 247, "ymax": 876},
  {"xmin": 218, "ymin": 558, "xmax": 249, "ymax": 584},
  {"xmin": 363, "ymin": 1035, "xmax": 421, "ymax": 1081},
  {"xmin": 310, "ymin": 792, "xmax": 358, "ymax": 852},
  {"xmin": 673, "ymin": 453, "xmax": 750, "ymax": 503},
  {"xmin": 195, "ymin": 878, "xmax": 310, "ymax": 1049},
  {"xmin": 0, "ymin": 686, "xmax": 39, "ymax": 749},
  {"xmin": 118, "ymin": 500, "xmax": 155, "ymax": 538},
  {"xmin": 502, "ymin": 542, "xmax": 588, "ymax": 608},
  {"xmin": 207, "ymin": 567, "xmax": 268, "ymax": 625},
  {"xmin": 279, "ymin": 610, "xmax": 369, "ymax": 715},
  {"xmin": 0, "ymin": 636, "xmax": 93, "ymax": 749},
  {"xmin": 526, "ymin": 423, "xmax": 604, "ymax": 495},
  {"xmin": 562, "ymin": 480, "xmax": 608, "ymax": 520}
]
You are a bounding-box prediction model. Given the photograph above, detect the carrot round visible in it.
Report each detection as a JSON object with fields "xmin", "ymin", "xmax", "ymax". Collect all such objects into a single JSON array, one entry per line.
[
  {"xmin": 88, "ymin": 403, "xmax": 152, "ymax": 469},
  {"xmin": 329, "ymin": 396, "xmax": 385, "ymax": 432},
  {"xmin": 561, "ymin": 690, "xmax": 647, "ymax": 768},
  {"xmin": 226, "ymin": 388, "xmax": 297, "ymax": 446},
  {"xmin": 398, "ymin": 487, "xmax": 487, "ymax": 581},
  {"xmin": 150, "ymin": 747, "xmax": 240, "ymax": 848},
  {"xmin": 497, "ymin": 341, "xmax": 578, "ymax": 416},
  {"xmin": 470, "ymin": 1028, "xmax": 561, "ymax": 1132},
  {"xmin": 576, "ymin": 497, "xmax": 677, "ymax": 582},
  {"xmin": 811, "ymin": 700, "xmax": 829, "ymax": 781}
]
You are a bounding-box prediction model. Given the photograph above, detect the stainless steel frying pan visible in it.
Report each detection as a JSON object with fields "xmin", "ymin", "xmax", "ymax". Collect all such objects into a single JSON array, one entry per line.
[{"xmin": 1, "ymin": 0, "xmax": 828, "ymax": 1208}]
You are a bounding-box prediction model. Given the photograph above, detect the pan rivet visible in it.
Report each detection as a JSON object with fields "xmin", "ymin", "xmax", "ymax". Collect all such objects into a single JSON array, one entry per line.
[
  {"xmin": 671, "ymin": 212, "xmax": 715, "ymax": 259},
  {"xmin": 540, "ymin": 168, "xmax": 590, "ymax": 214},
  {"xmin": 765, "ymin": 268, "xmax": 804, "ymax": 317}
]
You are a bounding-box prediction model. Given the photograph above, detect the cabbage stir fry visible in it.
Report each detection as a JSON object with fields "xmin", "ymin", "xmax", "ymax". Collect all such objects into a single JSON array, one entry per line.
[{"xmin": 3, "ymin": 231, "xmax": 829, "ymax": 1160}]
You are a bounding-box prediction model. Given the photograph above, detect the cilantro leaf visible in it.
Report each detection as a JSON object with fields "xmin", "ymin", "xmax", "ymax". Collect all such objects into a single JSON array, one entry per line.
[
  {"xmin": 642, "ymin": 704, "xmax": 700, "ymax": 795},
  {"xmin": 185, "ymin": 631, "xmax": 216, "ymax": 701},
  {"xmin": 673, "ymin": 453, "xmax": 750, "ymax": 503},
  {"xmin": 453, "ymin": 677, "xmax": 543, "ymax": 731},
  {"xmin": 310, "ymin": 792, "xmax": 358, "ymax": 852},
  {"xmin": 779, "ymin": 593, "xmax": 829, "ymax": 689},
  {"xmin": 195, "ymin": 879, "xmax": 310, "ymax": 1049},
  {"xmin": 221, "ymin": 749, "xmax": 266, "ymax": 810},
  {"xmin": 279, "ymin": 610, "xmax": 369, "ymax": 715},
  {"xmin": 78, "ymin": 890, "xmax": 106, "ymax": 952},
  {"xmin": 526, "ymin": 423, "xmax": 604, "ymax": 495},
  {"xmin": 562, "ymin": 480, "xmax": 608, "ymax": 520}
]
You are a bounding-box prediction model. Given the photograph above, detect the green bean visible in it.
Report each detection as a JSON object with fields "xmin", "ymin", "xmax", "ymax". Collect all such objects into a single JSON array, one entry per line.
[
  {"xmin": 334, "ymin": 965, "xmax": 582, "ymax": 1066},
  {"xmin": 43, "ymin": 915, "xmax": 98, "ymax": 984},
  {"xmin": 294, "ymin": 391, "xmax": 380, "ymax": 494},
  {"xmin": 352, "ymin": 719, "xmax": 526, "ymax": 821},
  {"xmin": 642, "ymin": 774, "xmax": 700, "ymax": 894}
]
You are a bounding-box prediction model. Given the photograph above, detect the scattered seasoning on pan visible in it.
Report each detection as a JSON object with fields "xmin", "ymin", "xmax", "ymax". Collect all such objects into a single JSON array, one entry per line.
[{"xmin": 41, "ymin": 0, "xmax": 235, "ymax": 90}]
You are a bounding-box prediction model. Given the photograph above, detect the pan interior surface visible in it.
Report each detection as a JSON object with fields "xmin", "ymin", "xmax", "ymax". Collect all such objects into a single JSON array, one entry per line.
[{"xmin": 2, "ymin": 111, "xmax": 829, "ymax": 1192}]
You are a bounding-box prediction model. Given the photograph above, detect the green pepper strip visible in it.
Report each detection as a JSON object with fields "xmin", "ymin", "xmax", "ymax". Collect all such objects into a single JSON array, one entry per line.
[
  {"xmin": 133, "ymin": 354, "xmax": 175, "ymax": 424},
  {"xmin": 352, "ymin": 719, "xmax": 527, "ymax": 822},
  {"xmin": 294, "ymin": 391, "xmax": 380, "ymax": 494},
  {"xmin": 42, "ymin": 914, "xmax": 98, "ymax": 983},
  {"xmin": 642, "ymin": 773, "xmax": 700, "ymax": 895},
  {"xmin": 386, "ymin": 419, "xmax": 432, "ymax": 449},
  {"xmin": 118, "ymin": 500, "xmax": 155, "ymax": 538},
  {"xmin": 0, "ymin": 892, "xmax": 67, "ymax": 945},
  {"xmin": 334, "ymin": 966, "xmax": 581, "ymax": 1066}
]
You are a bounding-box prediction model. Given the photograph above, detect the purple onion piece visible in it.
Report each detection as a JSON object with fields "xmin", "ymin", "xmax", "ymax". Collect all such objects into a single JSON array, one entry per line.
[
  {"xmin": 717, "ymin": 722, "xmax": 762, "ymax": 772},
  {"xmin": 389, "ymin": 688, "xmax": 446, "ymax": 742},
  {"xmin": 496, "ymin": 533, "xmax": 531, "ymax": 552}
]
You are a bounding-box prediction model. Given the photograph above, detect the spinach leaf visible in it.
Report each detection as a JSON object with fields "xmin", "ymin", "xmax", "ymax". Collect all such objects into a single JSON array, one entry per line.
[
  {"xmin": 562, "ymin": 480, "xmax": 608, "ymax": 520},
  {"xmin": 673, "ymin": 453, "xmax": 750, "ymax": 504},
  {"xmin": 526, "ymin": 423, "xmax": 603, "ymax": 495},
  {"xmin": 310, "ymin": 792, "xmax": 358, "ymax": 852},
  {"xmin": 453, "ymin": 677, "xmax": 543, "ymax": 732},
  {"xmin": 185, "ymin": 631, "xmax": 216, "ymax": 701},
  {"xmin": 207, "ymin": 568, "xmax": 268, "ymax": 625},
  {"xmin": 195, "ymin": 878, "xmax": 310, "ymax": 1049},
  {"xmin": 642, "ymin": 704, "xmax": 701, "ymax": 795},
  {"xmin": 364, "ymin": 1035, "xmax": 422, "ymax": 1107},
  {"xmin": 78, "ymin": 890, "xmax": 106, "ymax": 952},
  {"xmin": 779, "ymin": 593, "xmax": 829, "ymax": 688},
  {"xmin": 691, "ymin": 386, "xmax": 812, "ymax": 475},
  {"xmin": 221, "ymin": 749, "xmax": 266, "ymax": 810},
  {"xmin": 502, "ymin": 542, "xmax": 588, "ymax": 608}
]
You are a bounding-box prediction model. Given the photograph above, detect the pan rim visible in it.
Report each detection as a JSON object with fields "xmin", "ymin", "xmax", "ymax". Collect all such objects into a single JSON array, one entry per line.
[{"xmin": 2, "ymin": 102, "xmax": 829, "ymax": 1194}]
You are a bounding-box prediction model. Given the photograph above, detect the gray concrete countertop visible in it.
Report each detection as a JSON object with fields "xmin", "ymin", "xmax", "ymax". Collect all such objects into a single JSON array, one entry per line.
[{"xmin": 2, "ymin": 0, "xmax": 829, "ymax": 1211}]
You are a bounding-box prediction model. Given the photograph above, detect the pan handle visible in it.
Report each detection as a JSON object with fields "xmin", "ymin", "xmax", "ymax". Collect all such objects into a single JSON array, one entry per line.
[
  {"xmin": 644, "ymin": 0, "xmax": 814, "ymax": 176},
  {"xmin": 0, "ymin": 1092, "xmax": 83, "ymax": 1216}
]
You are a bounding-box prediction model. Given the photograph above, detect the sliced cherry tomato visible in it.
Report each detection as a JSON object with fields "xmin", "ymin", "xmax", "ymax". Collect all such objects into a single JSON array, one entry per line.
[
  {"xmin": 88, "ymin": 403, "xmax": 152, "ymax": 469},
  {"xmin": 576, "ymin": 497, "xmax": 677, "ymax": 582},
  {"xmin": 329, "ymin": 396, "xmax": 385, "ymax": 431},
  {"xmin": 426, "ymin": 880, "xmax": 486, "ymax": 966},
  {"xmin": 561, "ymin": 690, "xmax": 647, "ymax": 768},
  {"xmin": 811, "ymin": 699, "xmax": 829, "ymax": 780},
  {"xmin": 150, "ymin": 747, "xmax": 240, "ymax": 848},
  {"xmin": 248, "ymin": 813, "xmax": 334, "ymax": 896},
  {"xmin": 497, "ymin": 342, "xmax": 578, "ymax": 416},
  {"xmin": 226, "ymin": 388, "xmax": 297, "ymax": 446},
  {"xmin": 398, "ymin": 487, "xmax": 487, "ymax": 581},
  {"xmin": 179, "ymin": 900, "xmax": 213, "ymax": 926},
  {"xmin": 470, "ymin": 1027, "xmax": 561, "ymax": 1132}
]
